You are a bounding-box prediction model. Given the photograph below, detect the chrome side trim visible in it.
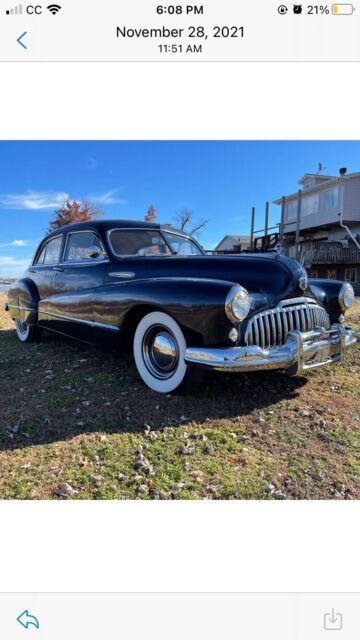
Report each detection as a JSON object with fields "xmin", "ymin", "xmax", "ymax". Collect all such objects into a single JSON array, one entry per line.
[
  {"xmin": 7, "ymin": 304, "xmax": 35, "ymax": 313},
  {"xmin": 109, "ymin": 272, "xmax": 135, "ymax": 279},
  {"xmin": 185, "ymin": 324, "xmax": 356, "ymax": 373},
  {"xmin": 39, "ymin": 310, "xmax": 120, "ymax": 332}
]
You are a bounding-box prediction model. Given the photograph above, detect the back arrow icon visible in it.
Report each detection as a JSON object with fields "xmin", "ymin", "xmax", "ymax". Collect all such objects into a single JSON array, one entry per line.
[
  {"xmin": 17, "ymin": 31, "xmax": 28, "ymax": 49},
  {"xmin": 17, "ymin": 610, "xmax": 40, "ymax": 629}
]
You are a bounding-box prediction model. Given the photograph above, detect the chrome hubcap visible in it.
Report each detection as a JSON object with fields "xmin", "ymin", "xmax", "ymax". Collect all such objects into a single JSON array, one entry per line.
[
  {"xmin": 16, "ymin": 320, "xmax": 28, "ymax": 335},
  {"xmin": 142, "ymin": 326, "xmax": 179, "ymax": 379}
]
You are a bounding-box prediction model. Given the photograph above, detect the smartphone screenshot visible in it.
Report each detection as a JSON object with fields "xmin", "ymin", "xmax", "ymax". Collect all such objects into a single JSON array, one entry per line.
[{"xmin": 0, "ymin": 1, "xmax": 359, "ymax": 638}]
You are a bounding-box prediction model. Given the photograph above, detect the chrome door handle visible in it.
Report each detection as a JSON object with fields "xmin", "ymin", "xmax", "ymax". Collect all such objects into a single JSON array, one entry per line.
[{"xmin": 53, "ymin": 267, "xmax": 64, "ymax": 272}]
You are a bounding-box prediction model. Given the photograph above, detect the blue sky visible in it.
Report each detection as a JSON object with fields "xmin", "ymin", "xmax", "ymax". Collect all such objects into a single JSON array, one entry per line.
[{"xmin": 0, "ymin": 140, "xmax": 359, "ymax": 277}]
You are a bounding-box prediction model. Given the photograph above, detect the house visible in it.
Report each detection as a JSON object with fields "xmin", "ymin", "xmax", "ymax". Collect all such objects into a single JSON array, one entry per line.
[
  {"xmin": 215, "ymin": 235, "xmax": 251, "ymax": 253},
  {"xmin": 273, "ymin": 171, "xmax": 360, "ymax": 294}
]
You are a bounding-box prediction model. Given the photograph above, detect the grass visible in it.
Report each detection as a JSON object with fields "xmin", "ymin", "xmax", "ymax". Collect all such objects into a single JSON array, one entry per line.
[{"xmin": 0, "ymin": 292, "xmax": 359, "ymax": 500}]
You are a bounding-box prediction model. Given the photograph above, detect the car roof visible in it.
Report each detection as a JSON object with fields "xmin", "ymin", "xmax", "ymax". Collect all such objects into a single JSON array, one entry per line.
[{"xmin": 44, "ymin": 219, "xmax": 192, "ymax": 240}]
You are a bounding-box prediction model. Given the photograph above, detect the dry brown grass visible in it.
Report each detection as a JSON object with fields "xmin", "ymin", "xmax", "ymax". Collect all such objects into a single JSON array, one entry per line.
[{"xmin": 0, "ymin": 292, "xmax": 359, "ymax": 500}]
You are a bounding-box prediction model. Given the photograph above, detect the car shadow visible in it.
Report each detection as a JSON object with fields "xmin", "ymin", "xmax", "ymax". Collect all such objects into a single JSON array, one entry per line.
[{"xmin": 0, "ymin": 327, "xmax": 308, "ymax": 451}]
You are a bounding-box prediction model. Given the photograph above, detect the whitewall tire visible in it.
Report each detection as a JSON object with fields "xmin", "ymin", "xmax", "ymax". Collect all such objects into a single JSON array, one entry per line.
[
  {"xmin": 15, "ymin": 319, "xmax": 41, "ymax": 343},
  {"xmin": 133, "ymin": 311, "xmax": 201, "ymax": 394}
]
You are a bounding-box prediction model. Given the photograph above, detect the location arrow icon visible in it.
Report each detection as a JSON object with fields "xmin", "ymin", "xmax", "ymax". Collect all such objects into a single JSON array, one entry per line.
[{"xmin": 17, "ymin": 610, "xmax": 40, "ymax": 629}]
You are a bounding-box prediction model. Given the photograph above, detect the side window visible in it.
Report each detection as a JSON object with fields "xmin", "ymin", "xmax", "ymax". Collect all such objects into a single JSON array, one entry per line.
[
  {"xmin": 35, "ymin": 236, "xmax": 62, "ymax": 265},
  {"xmin": 35, "ymin": 245, "xmax": 47, "ymax": 265},
  {"xmin": 44, "ymin": 236, "xmax": 63, "ymax": 264},
  {"xmin": 64, "ymin": 232, "xmax": 106, "ymax": 262}
]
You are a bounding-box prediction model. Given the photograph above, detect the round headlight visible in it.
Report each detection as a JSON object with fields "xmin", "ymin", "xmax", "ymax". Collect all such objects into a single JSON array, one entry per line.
[
  {"xmin": 225, "ymin": 285, "xmax": 251, "ymax": 322},
  {"xmin": 339, "ymin": 282, "xmax": 354, "ymax": 310}
]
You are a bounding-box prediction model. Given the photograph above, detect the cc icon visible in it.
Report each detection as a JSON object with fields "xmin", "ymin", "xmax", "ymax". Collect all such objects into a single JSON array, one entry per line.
[{"xmin": 278, "ymin": 4, "xmax": 288, "ymax": 13}]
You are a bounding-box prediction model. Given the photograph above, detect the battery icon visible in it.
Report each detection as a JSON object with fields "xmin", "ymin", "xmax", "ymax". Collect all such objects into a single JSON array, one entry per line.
[{"xmin": 332, "ymin": 4, "xmax": 354, "ymax": 13}]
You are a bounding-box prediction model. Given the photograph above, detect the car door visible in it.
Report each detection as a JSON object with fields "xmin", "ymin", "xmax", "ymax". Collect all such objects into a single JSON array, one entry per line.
[
  {"xmin": 28, "ymin": 234, "xmax": 64, "ymax": 329},
  {"xmin": 47, "ymin": 230, "xmax": 109, "ymax": 342}
]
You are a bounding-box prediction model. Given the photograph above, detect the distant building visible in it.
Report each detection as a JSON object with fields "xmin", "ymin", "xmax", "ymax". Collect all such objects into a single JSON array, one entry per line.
[
  {"xmin": 273, "ymin": 171, "xmax": 360, "ymax": 294},
  {"xmin": 215, "ymin": 235, "xmax": 251, "ymax": 252}
]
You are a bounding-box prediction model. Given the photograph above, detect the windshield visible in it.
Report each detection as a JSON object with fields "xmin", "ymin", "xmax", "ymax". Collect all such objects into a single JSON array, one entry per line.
[
  {"xmin": 109, "ymin": 229, "xmax": 172, "ymax": 256},
  {"xmin": 163, "ymin": 231, "xmax": 204, "ymax": 256}
]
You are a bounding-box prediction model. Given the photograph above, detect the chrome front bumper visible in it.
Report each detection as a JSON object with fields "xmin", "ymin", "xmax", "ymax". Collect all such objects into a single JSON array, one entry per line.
[{"xmin": 184, "ymin": 323, "xmax": 357, "ymax": 375}]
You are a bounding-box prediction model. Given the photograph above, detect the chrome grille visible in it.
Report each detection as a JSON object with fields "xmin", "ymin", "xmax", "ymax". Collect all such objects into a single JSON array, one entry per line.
[{"xmin": 244, "ymin": 298, "xmax": 331, "ymax": 349}]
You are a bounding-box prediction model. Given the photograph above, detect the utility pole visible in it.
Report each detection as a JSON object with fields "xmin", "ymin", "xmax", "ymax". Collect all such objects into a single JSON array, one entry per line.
[
  {"xmin": 264, "ymin": 202, "xmax": 269, "ymax": 251},
  {"xmin": 250, "ymin": 207, "xmax": 255, "ymax": 250},
  {"xmin": 279, "ymin": 196, "xmax": 285, "ymax": 245},
  {"xmin": 295, "ymin": 189, "xmax": 302, "ymax": 261}
]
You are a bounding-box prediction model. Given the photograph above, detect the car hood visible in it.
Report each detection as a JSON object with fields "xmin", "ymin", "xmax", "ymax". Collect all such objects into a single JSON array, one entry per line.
[{"xmin": 115, "ymin": 252, "xmax": 314, "ymax": 305}]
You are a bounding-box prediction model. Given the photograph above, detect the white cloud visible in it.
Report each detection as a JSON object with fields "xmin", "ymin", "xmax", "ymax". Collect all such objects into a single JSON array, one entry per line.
[
  {"xmin": 89, "ymin": 189, "xmax": 126, "ymax": 206},
  {"xmin": 0, "ymin": 256, "xmax": 31, "ymax": 278},
  {"xmin": 0, "ymin": 189, "xmax": 125, "ymax": 210},
  {"xmin": 231, "ymin": 216, "xmax": 245, "ymax": 221},
  {"xmin": 86, "ymin": 157, "xmax": 98, "ymax": 170},
  {"xmin": 0, "ymin": 191, "xmax": 69, "ymax": 210},
  {"xmin": 0, "ymin": 239, "xmax": 30, "ymax": 248}
]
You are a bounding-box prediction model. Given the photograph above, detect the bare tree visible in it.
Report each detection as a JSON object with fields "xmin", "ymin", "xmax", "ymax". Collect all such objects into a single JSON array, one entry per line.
[
  {"xmin": 175, "ymin": 209, "xmax": 208, "ymax": 239},
  {"xmin": 48, "ymin": 200, "xmax": 101, "ymax": 232}
]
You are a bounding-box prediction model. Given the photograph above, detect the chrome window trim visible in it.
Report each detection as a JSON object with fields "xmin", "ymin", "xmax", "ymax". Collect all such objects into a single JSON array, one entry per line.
[
  {"xmin": 33, "ymin": 234, "xmax": 63, "ymax": 266},
  {"xmin": 62, "ymin": 229, "xmax": 108, "ymax": 264},
  {"xmin": 58, "ymin": 260, "xmax": 109, "ymax": 267},
  {"xmin": 39, "ymin": 310, "xmax": 120, "ymax": 332},
  {"xmin": 107, "ymin": 227, "xmax": 175, "ymax": 258}
]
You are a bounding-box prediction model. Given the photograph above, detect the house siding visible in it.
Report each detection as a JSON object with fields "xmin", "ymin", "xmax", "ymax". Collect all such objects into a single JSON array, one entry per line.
[
  {"xmin": 283, "ymin": 176, "xmax": 360, "ymax": 234},
  {"xmin": 343, "ymin": 176, "xmax": 360, "ymax": 220}
]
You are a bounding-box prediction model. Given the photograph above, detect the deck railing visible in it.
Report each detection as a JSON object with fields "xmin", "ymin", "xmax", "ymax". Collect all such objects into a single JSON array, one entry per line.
[{"xmin": 282, "ymin": 242, "xmax": 360, "ymax": 265}]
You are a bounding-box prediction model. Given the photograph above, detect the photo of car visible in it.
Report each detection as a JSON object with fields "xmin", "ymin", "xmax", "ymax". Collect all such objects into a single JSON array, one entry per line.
[{"xmin": 5, "ymin": 219, "xmax": 356, "ymax": 394}]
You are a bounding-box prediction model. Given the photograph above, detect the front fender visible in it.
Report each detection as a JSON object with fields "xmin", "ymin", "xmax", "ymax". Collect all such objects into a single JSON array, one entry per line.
[
  {"xmin": 308, "ymin": 278, "xmax": 348, "ymax": 322},
  {"xmin": 6, "ymin": 278, "xmax": 39, "ymax": 324},
  {"xmin": 93, "ymin": 277, "xmax": 238, "ymax": 346}
]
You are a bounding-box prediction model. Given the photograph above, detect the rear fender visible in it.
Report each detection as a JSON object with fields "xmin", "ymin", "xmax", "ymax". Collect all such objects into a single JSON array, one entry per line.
[{"xmin": 6, "ymin": 278, "xmax": 39, "ymax": 325}]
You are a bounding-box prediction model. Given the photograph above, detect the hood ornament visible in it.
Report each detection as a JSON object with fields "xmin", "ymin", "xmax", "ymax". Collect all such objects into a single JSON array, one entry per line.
[{"xmin": 299, "ymin": 275, "xmax": 308, "ymax": 291}]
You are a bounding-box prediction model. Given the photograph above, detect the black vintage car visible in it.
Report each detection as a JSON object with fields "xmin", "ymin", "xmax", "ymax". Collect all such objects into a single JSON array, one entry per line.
[{"xmin": 5, "ymin": 219, "xmax": 356, "ymax": 393}]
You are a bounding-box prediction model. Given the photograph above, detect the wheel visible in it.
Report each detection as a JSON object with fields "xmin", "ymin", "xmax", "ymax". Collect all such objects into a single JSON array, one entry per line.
[
  {"xmin": 133, "ymin": 311, "xmax": 202, "ymax": 394},
  {"xmin": 15, "ymin": 319, "xmax": 42, "ymax": 343}
]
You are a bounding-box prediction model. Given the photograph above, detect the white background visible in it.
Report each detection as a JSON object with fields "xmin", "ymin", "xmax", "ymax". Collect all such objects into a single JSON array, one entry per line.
[
  {"xmin": 1, "ymin": 0, "xmax": 360, "ymax": 62},
  {"xmin": 3, "ymin": 593, "xmax": 360, "ymax": 639},
  {"xmin": 0, "ymin": 61, "xmax": 359, "ymax": 593}
]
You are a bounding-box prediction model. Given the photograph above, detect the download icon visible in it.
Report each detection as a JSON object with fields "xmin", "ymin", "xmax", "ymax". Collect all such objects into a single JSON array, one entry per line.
[{"xmin": 324, "ymin": 608, "xmax": 343, "ymax": 631}]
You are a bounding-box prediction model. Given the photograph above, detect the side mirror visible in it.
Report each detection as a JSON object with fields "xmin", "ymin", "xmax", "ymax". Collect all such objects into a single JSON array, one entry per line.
[{"xmin": 87, "ymin": 246, "xmax": 106, "ymax": 259}]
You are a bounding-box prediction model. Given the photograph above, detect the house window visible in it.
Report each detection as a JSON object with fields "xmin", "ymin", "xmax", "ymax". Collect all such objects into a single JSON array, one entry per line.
[
  {"xmin": 326, "ymin": 268, "xmax": 337, "ymax": 280},
  {"xmin": 345, "ymin": 267, "xmax": 357, "ymax": 284},
  {"xmin": 287, "ymin": 201, "xmax": 297, "ymax": 221},
  {"xmin": 325, "ymin": 187, "xmax": 339, "ymax": 210},
  {"xmin": 309, "ymin": 269, "xmax": 319, "ymax": 278},
  {"xmin": 301, "ymin": 193, "xmax": 319, "ymax": 217}
]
